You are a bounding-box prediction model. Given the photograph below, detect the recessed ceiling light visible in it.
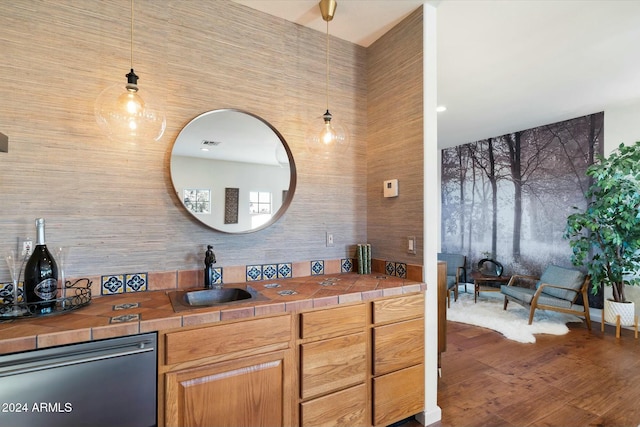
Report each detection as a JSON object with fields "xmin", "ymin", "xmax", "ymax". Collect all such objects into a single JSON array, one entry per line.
[{"xmin": 436, "ymin": 105, "xmax": 447, "ymax": 112}]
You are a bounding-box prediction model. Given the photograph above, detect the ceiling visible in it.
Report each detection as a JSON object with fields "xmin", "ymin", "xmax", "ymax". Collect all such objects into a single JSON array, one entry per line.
[{"xmin": 233, "ymin": 0, "xmax": 640, "ymax": 149}]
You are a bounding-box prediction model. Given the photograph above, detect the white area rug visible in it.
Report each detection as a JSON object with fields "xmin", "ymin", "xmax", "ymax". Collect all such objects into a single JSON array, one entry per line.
[{"xmin": 447, "ymin": 287, "xmax": 583, "ymax": 343}]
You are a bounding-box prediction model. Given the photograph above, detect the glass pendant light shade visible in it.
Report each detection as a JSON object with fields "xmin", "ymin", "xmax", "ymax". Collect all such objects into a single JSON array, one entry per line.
[
  {"xmin": 306, "ymin": 0, "xmax": 349, "ymax": 156},
  {"xmin": 95, "ymin": 69, "xmax": 166, "ymax": 142},
  {"xmin": 95, "ymin": 0, "xmax": 165, "ymax": 142},
  {"xmin": 305, "ymin": 110, "xmax": 349, "ymax": 156}
]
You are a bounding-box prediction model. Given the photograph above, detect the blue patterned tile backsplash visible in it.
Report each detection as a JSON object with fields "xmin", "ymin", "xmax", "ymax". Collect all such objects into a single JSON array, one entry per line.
[
  {"xmin": 211, "ymin": 267, "xmax": 222, "ymax": 285},
  {"xmin": 92, "ymin": 257, "xmax": 416, "ymax": 296},
  {"xmin": 246, "ymin": 265, "xmax": 263, "ymax": 282},
  {"xmin": 263, "ymin": 264, "xmax": 278, "ymax": 280},
  {"xmin": 247, "ymin": 263, "xmax": 293, "ymax": 281},
  {"xmin": 381, "ymin": 261, "xmax": 408, "ymax": 279},
  {"xmin": 341, "ymin": 258, "xmax": 354, "ymax": 273},
  {"xmin": 311, "ymin": 260, "xmax": 324, "ymax": 275},
  {"xmin": 125, "ymin": 273, "xmax": 147, "ymax": 292},
  {"xmin": 395, "ymin": 262, "xmax": 407, "ymax": 278},
  {"xmin": 278, "ymin": 263, "xmax": 292, "ymax": 278},
  {"xmin": 385, "ymin": 261, "xmax": 396, "ymax": 276},
  {"xmin": 102, "ymin": 275, "xmax": 124, "ymax": 295},
  {"xmin": 102, "ymin": 273, "xmax": 148, "ymax": 295}
]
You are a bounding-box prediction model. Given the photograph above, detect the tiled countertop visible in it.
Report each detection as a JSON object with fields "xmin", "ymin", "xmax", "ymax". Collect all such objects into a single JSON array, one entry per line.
[{"xmin": 0, "ymin": 273, "xmax": 425, "ymax": 355}]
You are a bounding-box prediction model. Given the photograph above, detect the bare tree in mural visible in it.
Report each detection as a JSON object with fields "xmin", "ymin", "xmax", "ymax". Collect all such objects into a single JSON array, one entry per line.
[
  {"xmin": 456, "ymin": 145, "xmax": 468, "ymax": 250},
  {"xmin": 466, "ymin": 144, "xmax": 478, "ymax": 258},
  {"xmin": 503, "ymin": 129, "xmax": 559, "ymax": 261},
  {"xmin": 468, "ymin": 137, "xmax": 508, "ymax": 258},
  {"xmin": 466, "ymin": 142, "xmax": 487, "ymax": 253},
  {"xmin": 441, "ymin": 148, "xmax": 461, "ymax": 242},
  {"xmin": 545, "ymin": 114, "xmax": 603, "ymax": 197},
  {"xmin": 505, "ymin": 132, "xmax": 523, "ymax": 261}
]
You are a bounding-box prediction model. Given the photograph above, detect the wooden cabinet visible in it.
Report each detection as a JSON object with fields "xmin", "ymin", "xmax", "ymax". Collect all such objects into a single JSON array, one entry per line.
[
  {"xmin": 297, "ymin": 303, "xmax": 368, "ymax": 426},
  {"xmin": 371, "ymin": 293, "xmax": 425, "ymax": 426},
  {"xmin": 160, "ymin": 314, "xmax": 293, "ymax": 427},
  {"xmin": 297, "ymin": 293, "xmax": 425, "ymax": 427},
  {"xmin": 159, "ymin": 290, "xmax": 426, "ymax": 427},
  {"xmin": 165, "ymin": 351, "xmax": 287, "ymax": 427}
]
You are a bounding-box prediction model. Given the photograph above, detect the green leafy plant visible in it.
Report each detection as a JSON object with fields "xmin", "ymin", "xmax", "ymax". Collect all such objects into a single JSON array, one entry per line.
[{"xmin": 564, "ymin": 142, "xmax": 640, "ymax": 302}]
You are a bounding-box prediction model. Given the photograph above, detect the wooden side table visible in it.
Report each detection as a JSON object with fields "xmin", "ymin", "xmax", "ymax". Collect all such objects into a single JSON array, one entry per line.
[{"xmin": 470, "ymin": 271, "xmax": 511, "ymax": 303}]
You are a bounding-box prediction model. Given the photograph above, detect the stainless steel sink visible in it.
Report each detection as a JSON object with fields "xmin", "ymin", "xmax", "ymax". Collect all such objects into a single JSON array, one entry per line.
[
  {"xmin": 167, "ymin": 286, "xmax": 269, "ymax": 312},
  {"xmin": 185, "ymin": 288, "xmax": 252, "ymax": 306}
]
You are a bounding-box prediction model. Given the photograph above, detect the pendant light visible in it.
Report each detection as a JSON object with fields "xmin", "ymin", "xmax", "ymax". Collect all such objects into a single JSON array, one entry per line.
[
  {"xmin": 305, "ymin": 0, "xmax": 349, "ymax": 156},
  {"xmin": 95, "ymin": 0, "xmax": 166, "ymax": 142}
]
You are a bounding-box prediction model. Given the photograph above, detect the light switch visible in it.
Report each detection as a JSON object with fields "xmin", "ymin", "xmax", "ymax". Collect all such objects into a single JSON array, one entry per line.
[
  {"xmin": 408, "ymin": 236, "xmax": 416, "ymax": 254},
  {"xmin": 383, "ymin": 179, "xmax": 398, "ymax": 198}
]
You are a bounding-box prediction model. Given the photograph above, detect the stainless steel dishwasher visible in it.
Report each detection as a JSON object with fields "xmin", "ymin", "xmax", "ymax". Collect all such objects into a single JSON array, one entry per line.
[{"xmin": 0, "ymin": 332, "xmax": 157, "ymax": 427}]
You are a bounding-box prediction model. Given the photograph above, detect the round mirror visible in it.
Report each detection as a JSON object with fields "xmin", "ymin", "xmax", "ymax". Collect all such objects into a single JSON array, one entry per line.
[{"xmin": 170, "ymin": 109, "xmax": 296, "ymax": 233}]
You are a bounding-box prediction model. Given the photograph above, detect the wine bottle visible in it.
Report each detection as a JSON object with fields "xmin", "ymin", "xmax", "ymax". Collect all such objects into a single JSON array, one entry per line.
[{"xmin": 24, "ymin": 218, "xmax": 58, "ymax": 314}]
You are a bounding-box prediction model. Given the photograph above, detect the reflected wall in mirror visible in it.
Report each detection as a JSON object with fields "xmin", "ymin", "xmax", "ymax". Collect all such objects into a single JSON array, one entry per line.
[{"xmin": 170, "ymin": 109, "xmax": 296, "ymax": 233}]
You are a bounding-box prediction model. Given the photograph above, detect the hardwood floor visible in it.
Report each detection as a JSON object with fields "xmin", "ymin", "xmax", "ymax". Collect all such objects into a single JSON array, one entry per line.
[{"xmin": 409, "ymin": 320, "xmax": 640, "ymax": 427}]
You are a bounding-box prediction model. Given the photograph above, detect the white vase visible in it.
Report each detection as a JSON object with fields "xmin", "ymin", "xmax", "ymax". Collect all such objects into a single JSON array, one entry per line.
[{"xmin": 604, "ymin": 298, "xmax": 636, "ymax": 326}]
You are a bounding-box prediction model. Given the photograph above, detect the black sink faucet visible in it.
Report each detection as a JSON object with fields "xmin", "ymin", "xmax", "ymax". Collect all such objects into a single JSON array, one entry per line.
[{"xmin": 204, "ymin": 245, "xmax": 217, "ymax": 289}]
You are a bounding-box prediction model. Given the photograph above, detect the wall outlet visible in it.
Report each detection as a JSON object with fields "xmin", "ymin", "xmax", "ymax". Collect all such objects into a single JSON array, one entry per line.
[
  {"xmin": 326, "ymin": 232, "xmax": 334, "ymax": 247},
  {"xmin": 20, "ymin": 238, "xmax": 33, "ymax": 257}
]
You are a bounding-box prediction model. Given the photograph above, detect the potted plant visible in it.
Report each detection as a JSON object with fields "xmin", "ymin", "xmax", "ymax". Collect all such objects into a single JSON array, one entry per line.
[{"xmin": 564, "ymin": 141, "xmax": 640, "ymax": 326}]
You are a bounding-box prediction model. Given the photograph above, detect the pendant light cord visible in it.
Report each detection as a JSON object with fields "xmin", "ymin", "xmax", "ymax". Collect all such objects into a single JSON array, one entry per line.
[
  {"xmin": 130, "ymin": 0, "xmax": 134, "ymax": 70},
  {"xmin": 325, "ymin": 19, "xmax": 330, "ymax": 112}
]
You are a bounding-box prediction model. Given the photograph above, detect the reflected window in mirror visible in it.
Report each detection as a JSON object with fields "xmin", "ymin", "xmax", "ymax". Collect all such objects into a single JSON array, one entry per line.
[
  {"xmin": 250, "ymin": 191, "xmax": 272, "ymax": 229},
  {"xmin": 249, "ymin": 191, "xmax": 272, "ymax": 215}
]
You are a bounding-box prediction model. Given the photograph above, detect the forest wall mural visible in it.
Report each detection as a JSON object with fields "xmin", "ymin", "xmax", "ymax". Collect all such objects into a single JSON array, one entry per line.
[{"xmin": 441, "ymin": 112, "xmax": 604, "ymax": 307}]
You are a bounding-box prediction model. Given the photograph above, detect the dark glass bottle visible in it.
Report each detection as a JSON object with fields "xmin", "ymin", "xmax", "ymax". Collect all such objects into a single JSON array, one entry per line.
[{"xmin": 24, "ymin": 218, "xmax": 58, "ymax": 314}]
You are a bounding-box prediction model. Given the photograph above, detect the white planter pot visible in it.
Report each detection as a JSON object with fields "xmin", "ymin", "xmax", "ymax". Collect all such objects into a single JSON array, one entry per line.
[{"xmin": 604, "ymin": 298, "xmax": 636, "ymax": 326}]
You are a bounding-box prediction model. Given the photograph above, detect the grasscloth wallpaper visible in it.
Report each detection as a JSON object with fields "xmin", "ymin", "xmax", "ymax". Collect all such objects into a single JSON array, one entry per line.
[
  {"xmin": 0, "ymin": 1, "xmax": 424, "ymax": 281},
  {"xmin": 367, "ymin": 8, "xmax": 423, "ymax": 268}
]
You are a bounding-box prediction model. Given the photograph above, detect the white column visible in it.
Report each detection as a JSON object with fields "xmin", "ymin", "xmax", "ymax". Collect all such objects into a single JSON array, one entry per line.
[{"xmin": 417, "ymin": 2, "xmax": 442, "ymax": 426}]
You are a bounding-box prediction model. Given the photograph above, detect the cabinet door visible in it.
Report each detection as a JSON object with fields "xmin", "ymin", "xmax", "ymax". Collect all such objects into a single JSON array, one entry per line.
[
  {"xmin": 165, "ymin": 351, "xmax": 288, "ymax": 427},
  {"xmin": 300, "ymin": 332, "xmax": 367, "ymax": 399},
  {"xmin": 372, "ymin": 364, "xmax": 424, "ymax": 426},
  {"xmin": 300, "ymin": 384, "xmax": 367, "ymax": 427}
]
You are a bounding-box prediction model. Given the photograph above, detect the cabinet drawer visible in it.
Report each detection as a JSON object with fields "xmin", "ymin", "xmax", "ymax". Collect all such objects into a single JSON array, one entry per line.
[
  {"xmin": 373, "ymin": 318, "xmax": 424, "ymax": 375},
  {"xmin": 300, "ymin": 383, "xmax": 367, "ymax": 427},
  {"xmin": 300, "ymin": 303, "xmax": 366, "ymax": 339},
  {"xmin": 164, "ymin": 314, "xmax": 291, "ymax": 365},
  {"xmin": 372, "ymin": 292, "xmax": 424, "ymax": 324},
  {"xmin": 373, "ymin": 364, "xmax": 425, "ymax": 426},
  {"xmin": 300, "ymin": 332, "xmax": 367, "ymax": 399}
]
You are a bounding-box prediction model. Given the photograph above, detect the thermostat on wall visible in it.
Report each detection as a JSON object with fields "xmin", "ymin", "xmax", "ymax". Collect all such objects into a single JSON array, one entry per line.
[{"xmin": 383, "ymin": 179, "xmax": 399, "ymax": 198}]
